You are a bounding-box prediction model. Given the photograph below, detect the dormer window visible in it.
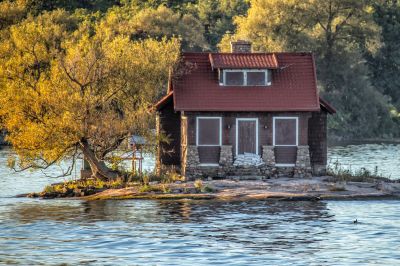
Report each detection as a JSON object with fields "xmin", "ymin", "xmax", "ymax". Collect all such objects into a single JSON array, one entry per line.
[{"xmin": 219, "ymin": 69, "xmax": 271, "ymax": 86}]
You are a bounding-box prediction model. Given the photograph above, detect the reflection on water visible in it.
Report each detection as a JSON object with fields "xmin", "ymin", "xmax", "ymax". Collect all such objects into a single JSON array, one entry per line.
[
  {"xmin": 1, "ymin": 145, "xmax": 400, "ymax": 265},
  {"xmin": 1, "ymin": 198, "xmax": 400, "ymax": 265}
]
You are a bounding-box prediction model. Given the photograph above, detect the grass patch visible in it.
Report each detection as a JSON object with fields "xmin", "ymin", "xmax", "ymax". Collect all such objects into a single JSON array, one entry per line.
[
  {"xmin": 327, "ymin": 160, "xmax": 398, "ymax": 183},
  {"xmin": 41, "ymin": 178, "xmax": 126, "ymax": 196}
]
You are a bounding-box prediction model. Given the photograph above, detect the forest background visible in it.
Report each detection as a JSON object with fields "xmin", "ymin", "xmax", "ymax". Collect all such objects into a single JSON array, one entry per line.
[{"xmin": 2, "ymin": 0, "xmax": 400, "ymax": 142}]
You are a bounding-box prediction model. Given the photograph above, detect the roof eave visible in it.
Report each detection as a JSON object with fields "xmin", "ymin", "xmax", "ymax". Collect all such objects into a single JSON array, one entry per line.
[
  {"xmin": 319, "ymin": 97, "xmax": 336, "ymax": 114},
  {"xmin": 174, "ymin": 106, "xmax": 321, "ymax": 112},
  {"xmin": 154, "ymin": 91, "xmax": 173, "ymax": 111}
]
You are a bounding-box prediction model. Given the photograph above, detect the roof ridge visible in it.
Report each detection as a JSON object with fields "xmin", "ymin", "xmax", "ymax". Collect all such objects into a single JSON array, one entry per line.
[{"xmin": 182, "ymin": 52, "xmax": 313, "ymax": 55}]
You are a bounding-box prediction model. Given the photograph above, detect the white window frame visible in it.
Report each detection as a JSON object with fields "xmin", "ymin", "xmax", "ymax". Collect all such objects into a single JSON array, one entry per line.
[
  {"xmin": 196, "ymin": 117, "xmax": 222, "ymax": 146},
  {"xmin": 272, "ymin": 117, "xmax": 299, "ymax": 147},
  {"xmin": 222, "ymin": 69, "xmax": 271, "ymax": 86},
  {"xmin": 235, "ymin": 118, "xmax": 259, "ymax": 156}
]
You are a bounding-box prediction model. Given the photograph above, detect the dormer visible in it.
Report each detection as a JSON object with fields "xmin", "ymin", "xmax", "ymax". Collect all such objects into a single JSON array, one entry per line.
[{"xmin": 209, "ymin": 41, "xmax": 279, "ymax": 87}]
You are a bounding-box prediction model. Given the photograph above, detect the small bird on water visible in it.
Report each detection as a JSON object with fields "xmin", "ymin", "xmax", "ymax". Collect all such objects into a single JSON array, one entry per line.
[{"xmin": 353, "ymin": 219, "xmax": 358, "ymax": 224}]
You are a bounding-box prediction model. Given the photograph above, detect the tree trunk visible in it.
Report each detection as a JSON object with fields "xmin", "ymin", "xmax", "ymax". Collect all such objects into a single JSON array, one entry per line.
[{"xmin": 79, "ymin": 139, "xmax": 119, "ymax": 180}]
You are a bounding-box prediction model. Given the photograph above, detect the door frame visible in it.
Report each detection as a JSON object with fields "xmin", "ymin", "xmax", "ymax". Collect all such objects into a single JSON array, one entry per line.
[{"xmin": 235, "ymin": 118, "xmax": 259, "ymax": 156}]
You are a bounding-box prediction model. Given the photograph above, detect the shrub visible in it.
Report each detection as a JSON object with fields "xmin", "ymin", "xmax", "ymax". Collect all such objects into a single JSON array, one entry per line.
[
  {"xmin": 201, "ymin": 185, "xmax": 215, "ymax": 193},
  {"xmin": 138, "ymin": 184, "xmax": 163, "ymax": 193},
  {"xmin": 43, "ymin": 185, "xmax": 55, "ymax": 193},
  {"xmin": 194, "ymin": 179, "xmax": 204, "ymax": 192},
  {"xmin": 160, "ymin": 183, "xmax": 171, "ymax": 193},
  {"xmin": 141, "ymin": 174, "xmax": 150, "ymax": 185},
  {"xmin": 326, "ymin": 160, "xmax": 396, "ymax": 183}
]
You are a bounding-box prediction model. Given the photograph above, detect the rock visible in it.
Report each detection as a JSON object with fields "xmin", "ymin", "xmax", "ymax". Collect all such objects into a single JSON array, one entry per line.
[
  {"xmin": 233, "ymin": 153, "xmax": 264, "ymax": 167},
  {"xmin": 85, "ymin": 188, "xmax": 97, "ymax": 196},
  {"xmin": 184, "ymin": 188, "xmax": 197, "ymax": 194},
  {"xmin": 377, "ymin": 182, "xmax": 400, "ymax": 193},
  {"xmin": 40, "ymin": 192, "xmax": 58, "ymax": 199}
]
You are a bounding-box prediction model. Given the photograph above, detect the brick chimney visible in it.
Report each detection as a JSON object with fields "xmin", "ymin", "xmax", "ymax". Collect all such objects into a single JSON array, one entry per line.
[{"xmin": 230, "ymin": 40, "xmax": 252, "ymax": 53}]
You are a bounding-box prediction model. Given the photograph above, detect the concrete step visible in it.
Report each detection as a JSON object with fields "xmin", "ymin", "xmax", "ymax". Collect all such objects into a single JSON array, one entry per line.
[{"xmin": 227, "ymin": 176, "xmax": 266, "ymax": 180}]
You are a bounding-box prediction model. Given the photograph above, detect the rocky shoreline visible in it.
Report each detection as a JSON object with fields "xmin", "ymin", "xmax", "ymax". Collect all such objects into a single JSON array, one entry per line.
[{"xmin": 21, "ymin": 176, "xmax": 400, "ymax": 201}]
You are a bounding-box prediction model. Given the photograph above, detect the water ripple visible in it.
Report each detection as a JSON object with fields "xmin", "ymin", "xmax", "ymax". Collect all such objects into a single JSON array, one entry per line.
[{"xmin": 0, "ymin": 146, "xmax": 400, "ymax": 265}]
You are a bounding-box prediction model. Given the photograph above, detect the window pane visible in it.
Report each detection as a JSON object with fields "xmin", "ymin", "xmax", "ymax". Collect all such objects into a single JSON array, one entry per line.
[
  {"xmin": 198, "ymin": 118, "xmax": 220, "ymax": 145},
  {"xmin": 247, "ymin": 71, "xmax": 266, "ymax": 85},
  {"xmin": 225, "ymin": 71, "xmax": 244, "ymax": 85},
  {"xmin": 275, "ymin": 119, "xmax": 297, "ymax": 145}
]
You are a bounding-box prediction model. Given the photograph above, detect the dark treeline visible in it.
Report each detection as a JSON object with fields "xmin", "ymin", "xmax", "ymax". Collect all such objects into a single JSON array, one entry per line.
[{"xmin": 1, "ymin": 0, "xmax": 400, "ymax": 141}]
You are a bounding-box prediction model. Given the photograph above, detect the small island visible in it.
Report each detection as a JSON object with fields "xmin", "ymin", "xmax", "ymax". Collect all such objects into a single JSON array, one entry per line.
[{"xmin": 25, "ymin": 172, "xmax": 400, "ymax": 201}]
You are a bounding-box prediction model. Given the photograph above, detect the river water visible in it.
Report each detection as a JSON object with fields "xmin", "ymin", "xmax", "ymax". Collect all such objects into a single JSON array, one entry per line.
[{"xmin": 1, "ymin": 145, "xmax": 400, "ymax": 265}]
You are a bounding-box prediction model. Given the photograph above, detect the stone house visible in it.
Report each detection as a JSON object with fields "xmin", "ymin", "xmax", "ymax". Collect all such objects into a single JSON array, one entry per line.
[{"xmin": 155, "ymin": 41, "xmax": 335, "ymax": 180}]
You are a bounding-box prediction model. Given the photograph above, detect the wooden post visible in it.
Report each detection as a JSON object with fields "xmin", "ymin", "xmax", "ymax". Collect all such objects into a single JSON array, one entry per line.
[
  {"xmin": 139, "ymin": 149, "xmax": 143, "ymax": 174},
  {"xmin": 132, "ymin": 144, "xmax": 136, "ymax": 173}
]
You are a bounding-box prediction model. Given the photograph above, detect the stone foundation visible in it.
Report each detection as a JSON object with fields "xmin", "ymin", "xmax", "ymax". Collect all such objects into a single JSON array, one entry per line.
[
  {"xmin": 185, "ymin": 145, "xmax": 200, "ymax": 179},
  {"xmin": 184, "ymin": 145, "xmax": 313, "ymax": 180},
  {"xmin": 219, "ymin": 145, "xmax": 233, "ymax": 166},
  {"xmin": 262, "ymin": 146, "xmax": 275, "ymax": 166},
  {"xmin": 294, "ymin": 145, "xmax": 312, "ymax": 178}
]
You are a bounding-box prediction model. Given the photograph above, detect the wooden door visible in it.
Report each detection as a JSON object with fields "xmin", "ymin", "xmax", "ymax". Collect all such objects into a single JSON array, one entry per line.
[{"xmin": 238, "ymin": 120, "xmax": 257, "ymax": 154}]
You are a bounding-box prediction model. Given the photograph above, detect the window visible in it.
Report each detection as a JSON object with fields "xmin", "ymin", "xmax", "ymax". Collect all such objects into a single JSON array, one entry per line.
[
  {"xmin": 247, "ymin": 71, "xmax": 267, "ymax": 86},
  {"xmin": 221, "ymin": 69, "xmax": 271, "ymax": 86},
  {"xmin": 196, "ymin": 117, "xmax": 222, "ymax": 146},
  {"xmin": 273, "ymin": 117, "xmax": 298, "ymax": 146},
  {"xmin": 225, "ymin": 71, "xmax": 244, "ymax": 85}
]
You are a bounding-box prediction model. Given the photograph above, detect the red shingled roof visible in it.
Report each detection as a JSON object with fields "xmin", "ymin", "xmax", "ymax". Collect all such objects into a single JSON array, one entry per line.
[
  {"xmin": 163, "ymin": 52, "xmax": 322, "ymax": 112},
  {"xmin": 209, "ymin": 53, "xmax": 279, "ymax": 69}
]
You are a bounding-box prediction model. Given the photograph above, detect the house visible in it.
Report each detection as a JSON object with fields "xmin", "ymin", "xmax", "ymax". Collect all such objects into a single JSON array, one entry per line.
[{"xmin": 155, "ymin": 41, "xmax": 335, "ymax": 180}]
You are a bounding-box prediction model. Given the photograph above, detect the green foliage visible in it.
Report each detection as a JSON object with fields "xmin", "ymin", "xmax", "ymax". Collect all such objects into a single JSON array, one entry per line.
[
  {"xmin": 138, "ymin": 184, "xmax": 164, "ymax": 193},
  {"xmin": 327, "ymin": 160, "xmax": 396, "ymax": 183},
  {"xmin": 43, "ymin": 185, "xmax": 56, "ymax": 193},
  {"xmin": 223, "ymin": 0, "xmax": 400, "ymax": 140},
  {"xmin": 1, "ymin": 0, "xmax": 400, "ymax": 149},
  {"xmin": 368, "ymin": 1, "xmax": 400, "ymax": 111},
  {"xmin": 160, "ymin": 169, "xmax": 184, "ymax": 183},
  {"xmin": 201, "ymin": 184, "xmax": 215, "ymax": 193},
  {"xmin": 185, "ymin": 0, "xmax": 249, "ymax": 50},
  {"xmin": 42, "ymin": 178, "xmax": 125, "ymax": 195}
]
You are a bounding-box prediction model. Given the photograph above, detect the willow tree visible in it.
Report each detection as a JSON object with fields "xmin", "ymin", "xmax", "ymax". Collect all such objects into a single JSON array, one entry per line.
[{"xmin": 0, "ymin": 10, "xmax": 180, "ymax": 180}]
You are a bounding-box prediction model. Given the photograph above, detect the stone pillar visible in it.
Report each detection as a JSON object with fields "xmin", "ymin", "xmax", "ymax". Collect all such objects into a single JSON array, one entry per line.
[
  {"xmin": 294, "ymin": 145, "xmax": 312, "ymax": 177},
  {"xmin": 185, "ymin": 145, "xmax": 200, "ymax": 179},
  {"xmin": 219, "ymin": 145, "xmax": 233, "ymax": 166},
  {"xmin": 262, "ymin": 145, "xmax": 275, "ymax": 166}
]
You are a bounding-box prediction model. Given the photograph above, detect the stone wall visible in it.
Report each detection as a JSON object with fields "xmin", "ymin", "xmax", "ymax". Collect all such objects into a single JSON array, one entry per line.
[
  {"xmin": 294, "ymin": 145, "xmax": 312, "ymax": 178},
  {"xmin": 219, "ymin": 145, "xmax": 233, "ymax": 166},
  {"xmin": 185, "ymin": 145, "xmax": 200, "ymax": 179},
  {"xmin": 262, "ymin": 146, "xmax": 275, "ymax": 166}
]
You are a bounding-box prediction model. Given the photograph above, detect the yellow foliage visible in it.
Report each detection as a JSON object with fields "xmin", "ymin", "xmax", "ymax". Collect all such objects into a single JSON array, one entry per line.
[
  {"xmin": 219, "ymin": 0, "xmax": 378, "ymax": 54},
  {"xmin": 0, "ymin": 10, "xmax": 180, "ymax": 172}
]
